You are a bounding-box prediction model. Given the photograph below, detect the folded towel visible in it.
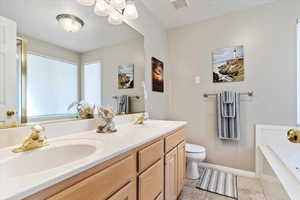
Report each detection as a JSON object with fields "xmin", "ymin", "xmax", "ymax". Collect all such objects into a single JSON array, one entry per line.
[
  {"xmin": 117, "ymin": 95, "xmax": 130, "ymax": 114},
  {"xmin": 221, "ymin": 91, "xmax": 236, "ymax": 118},
  {"xmin": 217, "ymin": 91, "xmax": 241, "ymax": 141}
]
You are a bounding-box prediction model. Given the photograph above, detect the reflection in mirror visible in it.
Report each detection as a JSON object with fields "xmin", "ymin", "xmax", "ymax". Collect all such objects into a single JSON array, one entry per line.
[{"xmin": 0, "ymin": 0, "xmax": 145, "ymax": 125}]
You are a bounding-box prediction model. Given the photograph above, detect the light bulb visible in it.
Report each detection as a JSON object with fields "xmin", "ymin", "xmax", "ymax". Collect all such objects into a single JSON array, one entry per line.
[
  {"xmin": 57, "ymin": 14, "xmax": 84, "ymax": 32},
  {"xmin": 124, "ymin": 1, "xmax": 138, "ymax": 20},
  {"xmin": 77, "ymin": 0, "xmax": 95, "ymax": 6},
  {"xmin": 110, "ymin": 0, "xmax": 126, "ymax": 10},
  {"xmin": 94, "ymin": 0, "xmax": 109, "ymax": 16},
  {"xmin": 108, "ymin": 13, "xmax": 123, "ymax": 25},
  {"xmin": 60, "ymin": 18, "xmax": 82, "ymax": 32}
]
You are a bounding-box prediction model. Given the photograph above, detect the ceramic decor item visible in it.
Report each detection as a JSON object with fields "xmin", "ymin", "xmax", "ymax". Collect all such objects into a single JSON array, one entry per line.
[
  {"xmin": 68, "ymin": 101, "xmax": 95, "ymax": 119},
  {"xmin": 96, "ymin": 106, "xmax": 117, "ymax": 133}
]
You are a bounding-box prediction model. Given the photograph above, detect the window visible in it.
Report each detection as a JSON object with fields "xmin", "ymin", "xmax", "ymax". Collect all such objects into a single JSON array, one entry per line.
[
  {"xmin": 83, "ymin": 62, "xmax": 101, "ymax": 107},
  {"xmin": 26, "ymin": 54, "xmax": 79, "ymax": 121}
]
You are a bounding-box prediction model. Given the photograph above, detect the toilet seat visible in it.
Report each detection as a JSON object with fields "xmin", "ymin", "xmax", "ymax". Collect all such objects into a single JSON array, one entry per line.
[{"xmin": 186, "ymin": 143, "xmax": 205, "ymax": 153}]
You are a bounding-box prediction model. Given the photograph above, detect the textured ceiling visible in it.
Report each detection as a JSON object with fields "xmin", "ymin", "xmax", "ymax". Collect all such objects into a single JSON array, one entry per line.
[
  {"xmin": 140, "ymin": 0, "xmax": 276, "ymax": 28},
  {"xmin": 0, "ymin": 0, "xmax": 142, "ymax": 53}
]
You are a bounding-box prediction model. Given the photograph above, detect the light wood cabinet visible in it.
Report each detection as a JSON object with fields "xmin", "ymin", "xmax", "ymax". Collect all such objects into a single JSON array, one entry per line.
[
  {"xmin": 27, "ymin": 127, "xmax": 187, "ymax": 200},
  {"xmin": 165, "ymin": 128, "xmax": 186, "ymax": 153},
  {"xmin": 138, "ymin": 140, "xmax": 164, "ymax": 173},
  {"xmin": 165, "ymin": 141, "xmax": 186, "ymax": 200},
  {"xmin": 138, "ymin": 159, "xmax": 164, "ymax": 200},
  {"xmin": 48, "ymin": 155, "xmax": 135, "ymax": 200},
  {"xmin": 177, "ymin": 142, "xmax": 186, "ymax": 195},
  {"xmin": 107, "ymin": 182, "xmax": 136, "ymax": 200},
  {"xmin": 165, "ymin": 148, "xmax": 178, "ymax": 200}
]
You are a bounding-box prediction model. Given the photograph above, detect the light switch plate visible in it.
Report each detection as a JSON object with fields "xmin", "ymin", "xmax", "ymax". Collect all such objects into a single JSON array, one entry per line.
[{"xmin": 195, "ymin": 76, "xmax": 201, "ymax": 84}]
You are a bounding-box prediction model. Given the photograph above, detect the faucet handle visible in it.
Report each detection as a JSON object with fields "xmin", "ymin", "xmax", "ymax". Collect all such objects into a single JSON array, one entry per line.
[
  {"xmin": 287, "ymin": 128, "xmax": 300, "ymax": 143},
  {"xmin": 31, "ymin": 124, "xmax": 45, "ymax": 133}
]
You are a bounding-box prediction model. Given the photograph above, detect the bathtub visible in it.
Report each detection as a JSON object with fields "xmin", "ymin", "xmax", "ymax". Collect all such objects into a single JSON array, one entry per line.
[
  {"xmin": 256, "ymin": 125, "xmax": 300, "ymax": 200},
  {"xmin": 269, "ymin": 144, "xmax": 300, "ymax": 182}
]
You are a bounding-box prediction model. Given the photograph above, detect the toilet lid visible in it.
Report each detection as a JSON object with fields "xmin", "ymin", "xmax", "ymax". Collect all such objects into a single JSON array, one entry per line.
[{"xmin": 186, "ymin": 143, "xmax": 205, "ymax": 153}]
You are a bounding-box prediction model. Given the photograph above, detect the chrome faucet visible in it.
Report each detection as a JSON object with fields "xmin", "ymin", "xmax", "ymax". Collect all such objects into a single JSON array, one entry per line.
[{"xmin": 12, "ymin": 124, "xmax": 48, "ymax": 153}]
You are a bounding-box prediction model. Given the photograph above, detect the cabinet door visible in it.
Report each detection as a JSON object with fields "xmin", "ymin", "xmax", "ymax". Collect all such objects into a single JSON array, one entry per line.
[
  {"xmin": 107, "ymin": 181, "xmax": 136, "ymax": 200},
  {"xmin": 0, "ymin": 16, "xmax": 16, "ymax": 122},
  {"xmin": 165, "ymin": 148, "xmax": 178, "ymax": 200},
  {"xmin": 138, "ymin": 159, "xmax": 164, "ymax": 200},
  {"xmin": 177, "ymin": 142, "xmax": 186, "ymax": 195}
]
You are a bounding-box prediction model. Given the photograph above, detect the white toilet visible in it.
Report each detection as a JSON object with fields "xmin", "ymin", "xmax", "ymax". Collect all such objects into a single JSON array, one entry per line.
[{"xmin": 185, "ymin": 143, "xmax": 206, "ymax": 179}]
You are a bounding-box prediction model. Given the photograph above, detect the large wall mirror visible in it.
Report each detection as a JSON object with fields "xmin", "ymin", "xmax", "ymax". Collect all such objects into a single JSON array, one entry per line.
[{"xmin": 0, "ymin": 0, "xmax": 145, "ymax": 125}]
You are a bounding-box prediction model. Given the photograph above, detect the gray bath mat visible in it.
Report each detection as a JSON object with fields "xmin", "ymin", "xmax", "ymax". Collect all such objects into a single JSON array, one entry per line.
[{"xmin": 196, "ymin": 168, "xmax": 238, "ymax": 199}]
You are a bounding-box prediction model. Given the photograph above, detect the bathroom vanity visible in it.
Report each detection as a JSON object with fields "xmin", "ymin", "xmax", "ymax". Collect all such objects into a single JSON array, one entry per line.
[{"xmin": 0, "ymin": 120, "xmax": 187, "ymax": 200}]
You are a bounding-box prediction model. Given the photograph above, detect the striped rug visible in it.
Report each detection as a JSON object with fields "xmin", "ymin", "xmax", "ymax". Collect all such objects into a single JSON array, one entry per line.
[{"xmin": 196, "ymin": 168, "xmax": 238, "ymax": 199}]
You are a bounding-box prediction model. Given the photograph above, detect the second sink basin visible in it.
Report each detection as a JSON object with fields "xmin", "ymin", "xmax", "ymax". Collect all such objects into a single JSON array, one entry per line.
[{"xmin": 0, "ymin": 138, "xmax": 102, "ymax": 179}]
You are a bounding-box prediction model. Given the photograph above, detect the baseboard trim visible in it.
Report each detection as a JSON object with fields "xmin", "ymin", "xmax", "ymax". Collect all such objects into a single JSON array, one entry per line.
[{"xmin": 199, "ymin": 162, "xmax": 257, "ymax": 178}]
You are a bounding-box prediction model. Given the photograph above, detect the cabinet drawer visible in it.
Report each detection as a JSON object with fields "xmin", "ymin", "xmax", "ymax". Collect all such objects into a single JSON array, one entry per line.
[
  {"xmin": 138, "ymin": 159, "xmax": 164, "ymax": 200},
  {"xmin": 107, "ymin": 181, "xmax": 136, "ymax": 200},
  {"xmin": 48, "ymin": 155, "xmax": 135, "ymax": 200},
  {"xmin": 138, "ymin": 140, "xmax": 164, "ymax": 172},
  {"xmin": 165, "ymin": 128, "xmax": 186, "ymax": 153}
]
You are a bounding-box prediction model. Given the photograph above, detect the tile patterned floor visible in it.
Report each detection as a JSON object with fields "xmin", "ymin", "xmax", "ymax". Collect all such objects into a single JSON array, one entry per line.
[{"xmin": 179, "ymin": 176, "xmax": 267, "ymax": 200}]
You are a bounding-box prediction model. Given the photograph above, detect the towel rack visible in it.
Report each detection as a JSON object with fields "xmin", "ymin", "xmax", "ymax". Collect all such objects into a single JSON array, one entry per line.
[
  {"xmin": 203, "ymin": 91, "xmax": 254, "ymax": 98},
  {"xmin": 112, "ymin": 95, "xmax": 140, "ymax": 99}
]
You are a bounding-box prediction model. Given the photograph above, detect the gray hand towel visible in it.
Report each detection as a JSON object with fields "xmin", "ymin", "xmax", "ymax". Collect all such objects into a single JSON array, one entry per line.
[
  {"xmin": 217, "ymin": 91, "xmax": 241, "ymax": 141},
  {"xmin": 117, "ymin": 95, "xmax": 130, "ymax": 114}
]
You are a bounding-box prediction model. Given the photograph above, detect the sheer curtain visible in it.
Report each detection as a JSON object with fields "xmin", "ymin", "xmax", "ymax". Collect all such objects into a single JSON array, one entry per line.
[{"xmin": 27, "ymin": 54, "xmax": 79, "ymax": 120}]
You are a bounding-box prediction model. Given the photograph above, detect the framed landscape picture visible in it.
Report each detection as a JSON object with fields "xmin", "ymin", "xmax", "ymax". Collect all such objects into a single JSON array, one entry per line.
[
  {"xmin": 212, "ymin": 45, "xmax": 244, "ymax": 83},
  {"xmin": 118, "ymin": 64, "xmax": 134, "ymax": 89},
  {"xmin": 152, "ymin": 57, "xmax": 164, "ymax": 92}
]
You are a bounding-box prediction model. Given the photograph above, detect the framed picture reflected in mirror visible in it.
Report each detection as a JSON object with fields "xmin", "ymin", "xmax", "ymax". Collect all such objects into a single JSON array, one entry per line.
[{"xmin": 118, "ymin": 64, "xmax": 134, "ymax": 89}]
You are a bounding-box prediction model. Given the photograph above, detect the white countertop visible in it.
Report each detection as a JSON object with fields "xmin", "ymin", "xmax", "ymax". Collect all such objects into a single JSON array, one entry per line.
[{"xmin": 0, "ymin": 120, "xmax": 186, "ymax": 200}]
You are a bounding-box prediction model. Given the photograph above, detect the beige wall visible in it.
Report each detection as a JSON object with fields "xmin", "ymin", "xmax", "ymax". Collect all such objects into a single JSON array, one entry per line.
[
  {"xmin": 125, "ymin": 1, "xmax": 169, "ymax": 119},
  {"xmin": 81, "ymin": 37, "xmax": 145, "ymax": 113},
  {"xmin": 21, "ymin": 35, "xmax": 81, "ymax": 64},
  {"xmin": 168, "ymin": 0, "xmax": 299, "ymax": 171}
]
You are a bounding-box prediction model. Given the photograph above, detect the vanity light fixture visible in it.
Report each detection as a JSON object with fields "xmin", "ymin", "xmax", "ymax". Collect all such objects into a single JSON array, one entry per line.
[
  {"xmin": 94, "ymin": 0, "xmax": 109, "ymax": 16},
  {"xmin": 77, "ymin": 0, "xmax": 139, "ymax": 25},
  {"xmin": 111, "ymin": 0, "xmax": 126, "ymax": 10},
  {"xmin": 56, "ymin": 14, "xmax": 85, "ymax": 32},
  {"xmin": 77, "ymin": 0, "xmax": 96, "ymax": 6},
  {"xmin": 108, "ymin": 12, "xmax": 123, "ymax": 25},
  {"xmin": 124, "ymin": 0, "xmax": 138, "ymax": 20}
]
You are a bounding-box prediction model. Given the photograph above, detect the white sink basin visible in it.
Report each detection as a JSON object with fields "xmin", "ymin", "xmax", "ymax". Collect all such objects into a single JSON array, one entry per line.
[{"xmin": 0, "ymin": 139, "xmax": 102, "ymax": 179}]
